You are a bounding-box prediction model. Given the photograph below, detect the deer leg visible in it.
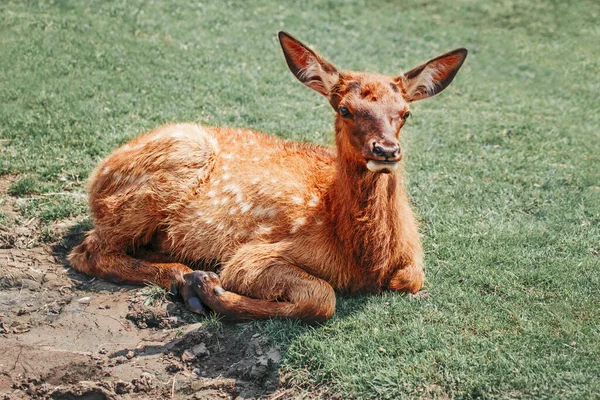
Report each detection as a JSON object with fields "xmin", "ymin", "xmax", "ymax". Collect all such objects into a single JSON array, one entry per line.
[
  {"xmin": 386, "ymin": 202, "xmax": 425, "ymax": 294},
  {"xmin": 387, "ymin": 263, "xmax": 425, "ymax": 294},
  {"xmin": 68, "ymin": 230, "xmax": 205, "ymax": 314},
  {"xmin": 182, "ymin": 243, "xmax": 336, "ymax": 323},
  {"xmin": 387, "ymin": 230, "xmax": 425, "ymax": 294}
]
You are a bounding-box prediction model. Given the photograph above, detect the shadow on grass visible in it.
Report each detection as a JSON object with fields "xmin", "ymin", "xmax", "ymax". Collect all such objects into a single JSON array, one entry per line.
[
  {"xmin": 51, "ymin": 218, "xmax": 140, "ymax": 294},
  {"xmin": 52, "ymin": 218, "xmax": 375, "ymax": 321},
  {"xmin": 100, "ymin": 298, "xmax": 374, "ymax": 398},
  {"xmin": 50, "ymin": 218, "xmax": 375, "ymax": 396}
]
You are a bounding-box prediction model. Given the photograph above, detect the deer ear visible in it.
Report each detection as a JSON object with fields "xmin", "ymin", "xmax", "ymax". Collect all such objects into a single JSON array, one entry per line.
[
  {"xmin": 278, "ymin": 31, "xmax": 339, "ymax": 97},
  {"xmin": 401, "ymin": 48, "xmax": 468, "ymax": 102}
]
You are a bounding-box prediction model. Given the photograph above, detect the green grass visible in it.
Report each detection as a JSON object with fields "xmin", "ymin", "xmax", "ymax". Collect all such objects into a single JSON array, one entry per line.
[
  {"xmin": 1, "ymin": 0, "xmax": 599, "ymax": 398},
  {"xmin": 141, "ymin": 283, "xmax": 172, "ymax": 306}
]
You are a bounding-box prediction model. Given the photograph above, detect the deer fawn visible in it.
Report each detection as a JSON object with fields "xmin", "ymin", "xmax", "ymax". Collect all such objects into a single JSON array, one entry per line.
[{"xmin": 69, "ymin": 32, "xmax": 467, "ymax": 323}]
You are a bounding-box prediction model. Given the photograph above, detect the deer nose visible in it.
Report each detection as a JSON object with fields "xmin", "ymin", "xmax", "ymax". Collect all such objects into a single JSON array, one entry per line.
[{"xmin": 372, "ymin": 142, "xmax": 400, "ymax": 160}]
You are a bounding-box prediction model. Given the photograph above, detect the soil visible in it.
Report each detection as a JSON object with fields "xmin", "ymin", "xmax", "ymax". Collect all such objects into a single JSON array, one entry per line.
[{"xmin": 0, "ymin": 175, "xmax": 287, "ymax": 399}]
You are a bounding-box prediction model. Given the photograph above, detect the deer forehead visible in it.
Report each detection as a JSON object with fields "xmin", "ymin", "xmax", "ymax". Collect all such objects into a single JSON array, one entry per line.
[
  {"xmin": 338, "ymin": 73, "xmax": 402, "ymax": 97},
  {"xmin": 333, "ymin": 75, "xmax": 407, "ymax": 112}
]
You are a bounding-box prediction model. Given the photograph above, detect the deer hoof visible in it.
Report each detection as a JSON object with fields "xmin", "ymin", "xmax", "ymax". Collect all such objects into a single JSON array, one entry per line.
[
  {"xmin": 180, "ymin": 282, "xmax": 207, "ymax": 316},
  {"xmin": 184, "ymin": 271, "xmax": 223, "ymax": 304}
]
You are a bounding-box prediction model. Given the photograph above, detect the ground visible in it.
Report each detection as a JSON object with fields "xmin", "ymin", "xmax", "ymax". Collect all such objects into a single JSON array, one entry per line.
[
  {"xmin": 1, "ymin": 0, "xmax": 599, "ymax": 399},
  {"xmin": 0, "ymin": 175, "xmax": 288, "ymax": 399}
]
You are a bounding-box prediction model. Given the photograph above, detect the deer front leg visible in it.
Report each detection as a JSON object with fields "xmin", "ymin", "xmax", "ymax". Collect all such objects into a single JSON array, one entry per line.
[
  {"xmin": 182, "ymin": 243, "xmax": 336, "ymax": 323},
  {"xmin": 387, "ymin": 263, "xmax": 424, "ymax": 294},
  {"xmin": 387, "ymin": 242, "xmax": 425, "ymax": 294},
  {"xmin": 387, "ymin": 208, "xmax": 425, "ymax": 294}
]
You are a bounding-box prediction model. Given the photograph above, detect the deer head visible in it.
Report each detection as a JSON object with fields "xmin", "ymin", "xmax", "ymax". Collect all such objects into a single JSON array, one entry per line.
[{"xmin": 278, "ymin": 31, "xmax": 467, "ymax": 174}]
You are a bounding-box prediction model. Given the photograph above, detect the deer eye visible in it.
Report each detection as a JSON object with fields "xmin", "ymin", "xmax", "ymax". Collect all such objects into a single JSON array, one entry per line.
[
  {"xmin": 339, "ymin": 106, "xmax": 352, "ymax": 118},
  {"xmin": 403, "ymin": 110, "xmax": 411, "ymax": 120}
]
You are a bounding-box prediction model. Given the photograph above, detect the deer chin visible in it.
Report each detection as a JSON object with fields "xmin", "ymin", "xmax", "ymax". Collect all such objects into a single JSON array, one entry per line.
[{"xmin": 366, "ymin": 160, "xmax": 400, "ymax": 173}]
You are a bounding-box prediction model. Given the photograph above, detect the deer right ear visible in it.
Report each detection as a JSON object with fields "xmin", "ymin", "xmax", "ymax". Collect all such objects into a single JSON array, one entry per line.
[
  {"xmin": 401, "ymin": 48, "xmax": 468, "ymax": 102},
  {"xmin": 278, "ymin": 31, "xmax": 339, "ymax": 97}
]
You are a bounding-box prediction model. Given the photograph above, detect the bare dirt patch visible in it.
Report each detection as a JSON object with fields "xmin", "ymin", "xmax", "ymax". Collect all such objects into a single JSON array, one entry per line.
[{"xmin": 0, "ymin": 180, "xmax": 285, "ymax": 399}]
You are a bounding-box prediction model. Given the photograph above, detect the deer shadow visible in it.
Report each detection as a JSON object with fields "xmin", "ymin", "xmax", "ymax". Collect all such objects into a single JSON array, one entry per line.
[
  {"xmin": 53, "ymin": 219, "xmax": 382, "ymax": 318},
  {"xmin": 51, "ymin": 219, "xmax": 394, "ymax": 397},
  {"xmin": 51, "ymin": 218, "xmax": 140, "ymax": 294}
]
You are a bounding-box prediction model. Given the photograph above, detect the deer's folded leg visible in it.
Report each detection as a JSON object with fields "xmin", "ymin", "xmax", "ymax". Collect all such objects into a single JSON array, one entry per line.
[
  {"xmin": 68, "ymin": 229, "xmax": 208, "ymax": 313},
  {"xmin": 183, "ymin": 243, "xmax": 336, "ymax": 323}
]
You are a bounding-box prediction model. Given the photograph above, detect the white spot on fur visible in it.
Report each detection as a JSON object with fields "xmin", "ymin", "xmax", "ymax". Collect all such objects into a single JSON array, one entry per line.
[
  {"xmin": 223, "ymin": 184, "xmax": 244, "ymax": 203},
  {"xmin": 207, "ymin": 190, "xmax": 217, "ymax": 198},
  {"xmin": 134, "ymin": 174, "xmax": 149, "ymax": 185},
  {"xmin": 229, "ymin": 207, "xmax": 238, "ymax": 215},
  {"xmin": 102, "ymin": 166, "xmax": 110, "ymax": 175},
  {"xmin": 255, "ymin": 224, "xmax": 273, "ymax": 235},
  {"xmin": 251, "ymin": 177, "xmax": 260, "ymax": 185},
  {"xmin": 222, "ymin": 173, "xmax": 231, "ymax": 181},
  {"xmin": 222, "ymin": 184, "xmax": 239, "ymax": 194},
  {"xmin": 252, "ymin": 157, "xmax": 260, "ymax": 162},
  {"xmin": 204, "ymin": 217, "xmax": 213, "ymax": 224},
  {"xmin": 222, "ymin": 165, "xmax": 229, "ymax": 171},
  {"xmin": 291, "ymin": 195, "xmax": 304, "ymax": 205},
  {"xmin": 251, "ymin": 206, "xmax": 278, "ymax": 218},
  {"xmin": 290, "ymin": 217, "xmax": 306, "ymax": 234},
  {"xmin": 220, "ymin": 197, "xmax": 229, "ymax": 205},
  {"xmin": 308, "ymin": 194, "xmax": 319, "ymax": 207},
  {"xmin": 216, "ymin": 222, "xmax": 225, "ymax": 231},
  {"xmin": 171, "ymin": 131, "xmax": 185, "ymax": 139},
  {"xmin": 222, "ymin": 153, "xmax": 233, "ymax": 160},
  {"xmin": 240, "ymin": 202, "xmax": 252, "ymax": 213},
  {"xmin": 212, "ymin": 179, "xmax": 221, "ymax": 186}
]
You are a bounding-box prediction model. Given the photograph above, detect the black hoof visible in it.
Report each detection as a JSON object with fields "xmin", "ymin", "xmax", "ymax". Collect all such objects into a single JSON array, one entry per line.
[{"xmin": 181, "ymin": 282, "xmax": 207, "ymax": 315}]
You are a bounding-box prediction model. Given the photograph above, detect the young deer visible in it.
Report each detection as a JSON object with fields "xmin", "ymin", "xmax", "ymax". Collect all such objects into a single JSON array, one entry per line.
[{"xmin": 69, "ymin": 32, "xmax": 467, "ymax": 323}]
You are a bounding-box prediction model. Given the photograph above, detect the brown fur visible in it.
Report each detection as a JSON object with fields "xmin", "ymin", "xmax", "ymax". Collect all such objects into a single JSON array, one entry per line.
[{"xmin": 69, "ymin": 32, "xmax": 467, "ymax": 323}]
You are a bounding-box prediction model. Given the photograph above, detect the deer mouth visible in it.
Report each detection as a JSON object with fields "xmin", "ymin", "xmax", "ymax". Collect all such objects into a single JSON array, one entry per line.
[{"xmin": 366, "ymin": 159, "xmax": 401, "ymax": 173}]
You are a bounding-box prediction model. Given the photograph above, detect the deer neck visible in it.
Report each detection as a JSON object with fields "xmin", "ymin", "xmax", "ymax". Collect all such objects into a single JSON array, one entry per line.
[{"xmin": 327, "ymin": 146, "xmax": 404, "ymax": 272}]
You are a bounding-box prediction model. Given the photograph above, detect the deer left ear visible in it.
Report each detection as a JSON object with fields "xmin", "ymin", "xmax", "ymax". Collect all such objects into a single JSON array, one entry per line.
[
  {"xmin": 278, "ymin": 31, "xmax": 339, "ymax": 97},
  {"xmin": 401, "ymin": 48, "xmax": 468, "ymax": 102}
]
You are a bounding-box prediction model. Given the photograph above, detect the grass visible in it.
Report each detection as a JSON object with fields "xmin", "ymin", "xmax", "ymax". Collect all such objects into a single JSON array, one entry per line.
[
  {"xmin": 141, "ymin": 283, "xmax": 172, "ymax": 306},
  {"xmin": 1, "ymin": 0, "xmax": 599, "ymax": 398}
]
